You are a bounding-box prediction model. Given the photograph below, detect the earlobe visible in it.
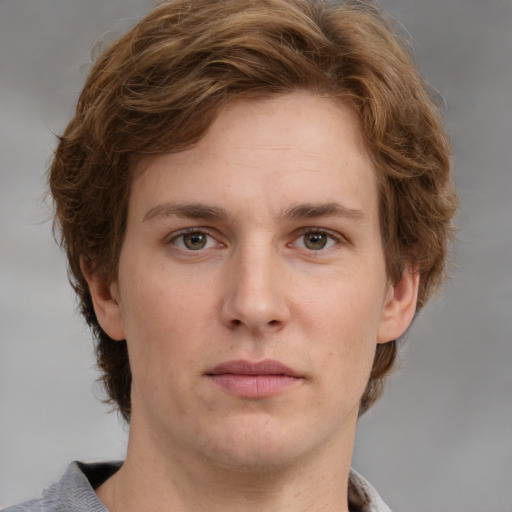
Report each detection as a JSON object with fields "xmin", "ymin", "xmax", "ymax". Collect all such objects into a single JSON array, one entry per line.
[
  {"xmin": 80, "ymin": 256, "xmax": 126, "ymax": 341},
  {"xmin": 377, "ymin": 265, "xmax": 420, "ymax": 344}
]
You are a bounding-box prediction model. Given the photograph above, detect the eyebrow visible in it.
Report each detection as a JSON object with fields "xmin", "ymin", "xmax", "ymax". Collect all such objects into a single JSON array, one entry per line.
[
  {"xmin": 284, "ymin": 202, "xmax": 364, "ymax": 222},
  {"xmin": 143, "ymin": 202, "xmax": 231, "ymax": 223},
  {"xmin": 143, "ymin": 201, "xmax": 364, "ymax": 223}
]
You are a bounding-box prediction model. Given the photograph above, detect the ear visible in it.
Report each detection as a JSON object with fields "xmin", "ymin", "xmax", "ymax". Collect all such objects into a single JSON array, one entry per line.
[
  {"xmin": 377, "ymin": 264, "xmax": 420, "ymax": 344},
  {"xmin": 80, "ymin": 256, "xmax": 126, "ymax": 341}
]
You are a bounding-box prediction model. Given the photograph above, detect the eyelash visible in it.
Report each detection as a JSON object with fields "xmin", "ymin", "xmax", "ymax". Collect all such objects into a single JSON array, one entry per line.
[
  {"xmin": 290, "ymin": 228, "xmax": 344, "ymax": 252},
  {"xmin": 167, "ymin": 228, "xmax": 221, "ymax": 251},
  {"xmin": 166, "ymin": 227, "xmax": 345, "ymax": 253}
]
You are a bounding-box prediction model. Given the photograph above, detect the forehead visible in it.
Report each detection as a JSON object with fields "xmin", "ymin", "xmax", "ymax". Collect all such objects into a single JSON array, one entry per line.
[{"xmin": 130, "ymin": 92, "xmax": 378, "ymax": 224}]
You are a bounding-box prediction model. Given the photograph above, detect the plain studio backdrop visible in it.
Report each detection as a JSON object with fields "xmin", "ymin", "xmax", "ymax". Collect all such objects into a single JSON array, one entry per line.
[{"xmin": 1, "ymin": 1, "xmax": 511, "ymax": 511}]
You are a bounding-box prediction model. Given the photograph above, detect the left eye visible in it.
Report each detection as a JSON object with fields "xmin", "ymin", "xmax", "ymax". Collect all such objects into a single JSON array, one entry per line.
[
  {"xmin": 292, "ymin": 231, "xmax": 338, "ymax": 251},
  {"xmin": 172, "ymin": 231, "xmax": 217, "ymax": 251}
]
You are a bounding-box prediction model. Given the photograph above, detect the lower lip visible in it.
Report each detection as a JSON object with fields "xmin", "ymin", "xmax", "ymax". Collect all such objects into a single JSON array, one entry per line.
[{"xmin": 208, "ymin": 374, "xmax": 301, "ymax": 398}]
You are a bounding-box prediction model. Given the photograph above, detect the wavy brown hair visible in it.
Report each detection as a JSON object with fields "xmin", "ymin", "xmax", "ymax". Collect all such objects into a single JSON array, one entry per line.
[{"xmin": 50, "ymin": 0, "xmax": 457, "ymax": 421}]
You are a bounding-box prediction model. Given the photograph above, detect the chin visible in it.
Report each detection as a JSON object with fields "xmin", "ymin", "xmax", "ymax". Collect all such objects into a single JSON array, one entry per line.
[
  {"xmin": 195, "ymin": 415, "xmax": 326, "ymax": 474},
  {"xmin": 207, "ymin": 442, "xmax": 302, "ymax": 474}
]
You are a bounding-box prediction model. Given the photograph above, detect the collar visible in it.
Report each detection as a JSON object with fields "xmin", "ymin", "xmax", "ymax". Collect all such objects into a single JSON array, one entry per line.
[{"xmin": 36, "ymin": 461, "xmax": 391, "ymax": 512}]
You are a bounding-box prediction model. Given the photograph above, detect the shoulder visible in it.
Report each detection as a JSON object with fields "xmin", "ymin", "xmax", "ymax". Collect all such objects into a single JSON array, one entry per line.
[
  {"xmin": 2, "ymin": 461, "xmax": 122, "ymax": 512},
  {"xmin": 2, "ymin": 498, "xmax": 44, "ymax": 512},
  {"xmin": 348, "ymin": 468, "xmax": 392, "ymax": 512}
]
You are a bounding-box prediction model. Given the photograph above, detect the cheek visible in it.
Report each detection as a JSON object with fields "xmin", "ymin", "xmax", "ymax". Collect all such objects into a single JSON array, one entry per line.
[
  {"xmin": 304, "ymin": 278, "xmax": 384, "ymax": 383},
  {"xmin": 118, "ymin": 269, "xmax": 216, "ymax": 378},
  {"xmin": 120, "ymin": 258, "xmax": 208, "ymax": 329},
  {"xmin": 304, "ymin": 271, "xmax": 384, "ymax": 336}
]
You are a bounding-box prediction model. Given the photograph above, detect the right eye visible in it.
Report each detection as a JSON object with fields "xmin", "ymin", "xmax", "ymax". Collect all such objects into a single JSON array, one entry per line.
[{"xmin": 170, "ymin": 230, "xmax": 218, "ymax": 251}]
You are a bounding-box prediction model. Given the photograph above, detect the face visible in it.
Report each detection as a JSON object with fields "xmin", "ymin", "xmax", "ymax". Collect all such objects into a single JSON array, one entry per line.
[{"xmin": 89, "ymin": 92, "xmax": 417, "ymax": 472}]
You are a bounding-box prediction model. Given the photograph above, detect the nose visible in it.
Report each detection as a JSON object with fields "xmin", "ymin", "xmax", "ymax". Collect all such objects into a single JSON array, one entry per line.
[{"xmin": 220, "ymin": 244, "xmax": 290, "ymax": 335}]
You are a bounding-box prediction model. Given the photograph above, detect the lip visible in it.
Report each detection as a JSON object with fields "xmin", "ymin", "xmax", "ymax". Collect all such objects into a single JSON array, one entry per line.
[
  {"xmin": 208, "ymin": 359, "xmax": 301, "ymax": 377},
  {"xmin": 206, "ymin": 359, "xmax": 303, "ymax": 398}
]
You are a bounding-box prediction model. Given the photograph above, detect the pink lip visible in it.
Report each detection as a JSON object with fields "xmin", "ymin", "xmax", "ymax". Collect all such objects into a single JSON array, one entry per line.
[{"xmin": 206, "ymin": 359, "xmax": 303, "ymax": 398}]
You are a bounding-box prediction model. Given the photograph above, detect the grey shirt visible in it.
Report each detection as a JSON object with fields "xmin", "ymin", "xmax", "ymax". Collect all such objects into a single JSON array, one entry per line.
[{"xmin": 3, "ymin": 461, "xmax": 391, "ymax": 512}]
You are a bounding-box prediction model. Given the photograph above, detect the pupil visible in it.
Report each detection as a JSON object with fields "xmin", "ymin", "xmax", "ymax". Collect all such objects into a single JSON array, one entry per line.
[
  {"xmin": 305, "ymin": 233, "xmax": 326, "ymax": 250},
  {"xmin": 184, "ymin": 233, "xmax": 206, "ymax": 250}
]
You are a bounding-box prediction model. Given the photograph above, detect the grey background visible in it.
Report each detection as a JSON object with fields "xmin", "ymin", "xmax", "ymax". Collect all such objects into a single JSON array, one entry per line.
[{"xmin": 1, "ymin": 1, "xmax": 511, "ymax": 511}]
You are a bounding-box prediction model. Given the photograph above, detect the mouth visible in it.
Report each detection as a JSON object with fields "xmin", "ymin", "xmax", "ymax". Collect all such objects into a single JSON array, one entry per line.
[{"xmin": 205, "ymin": 359, "xmax": 303, "ymax": 398}]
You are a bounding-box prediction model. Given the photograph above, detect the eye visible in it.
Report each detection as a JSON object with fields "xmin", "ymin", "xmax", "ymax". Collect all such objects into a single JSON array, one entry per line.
[
  {"xmin": 171, "ymin": 230, "xmax": 218, "ymax": 251},
  {"xmin": 291, "ymin": 230, "xmax": 339, "ymax": 251}
]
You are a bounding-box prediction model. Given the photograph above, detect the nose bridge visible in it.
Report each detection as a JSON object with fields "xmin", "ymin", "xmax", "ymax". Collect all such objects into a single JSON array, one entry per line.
[{"xmin": 221, "ymin": 236, "xmax": 289, "ymax": 332}]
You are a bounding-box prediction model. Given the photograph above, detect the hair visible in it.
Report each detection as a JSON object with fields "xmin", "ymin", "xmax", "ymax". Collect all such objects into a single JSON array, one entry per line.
[{"xmin": 50, "ymin": 0, "xmax": 457, "ymax": 421}]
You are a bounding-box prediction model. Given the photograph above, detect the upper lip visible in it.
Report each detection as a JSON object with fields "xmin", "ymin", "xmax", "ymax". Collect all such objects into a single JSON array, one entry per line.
[{"xmin": 207, "ymin": 359, "xmax": 301, "ymax": 377}]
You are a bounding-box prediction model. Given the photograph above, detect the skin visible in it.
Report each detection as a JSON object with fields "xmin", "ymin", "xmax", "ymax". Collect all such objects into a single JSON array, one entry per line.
[{"xmin": 85, "ymin": 92, "xmax": 418, "ymax": 512}]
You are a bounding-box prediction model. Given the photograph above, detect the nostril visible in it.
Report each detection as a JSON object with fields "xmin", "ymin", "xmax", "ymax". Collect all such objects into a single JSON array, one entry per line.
[
  {"xmin": 231, "ymin": 319, "xmax": 242, "ymax": 326},
  {"xmin": 268, "ymin": 320, "xmax": 279, "ymax": 326}
]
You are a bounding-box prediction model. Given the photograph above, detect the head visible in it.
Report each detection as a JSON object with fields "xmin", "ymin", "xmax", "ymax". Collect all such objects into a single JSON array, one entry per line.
[{"xmin": 50, "ymin": 0, "xmax": 456, "ymax": 422}]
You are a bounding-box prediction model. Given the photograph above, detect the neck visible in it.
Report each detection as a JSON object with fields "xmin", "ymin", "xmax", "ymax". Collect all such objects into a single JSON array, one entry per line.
[{"xmin": 96, "ymin": 408, "xmax": 357, "ymax": 512}]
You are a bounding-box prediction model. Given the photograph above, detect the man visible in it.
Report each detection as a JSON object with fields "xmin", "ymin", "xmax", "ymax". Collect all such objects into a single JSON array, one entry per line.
[{"xmin": 6, "ymin": 0, "xmax": 457, "ymax": 510}]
